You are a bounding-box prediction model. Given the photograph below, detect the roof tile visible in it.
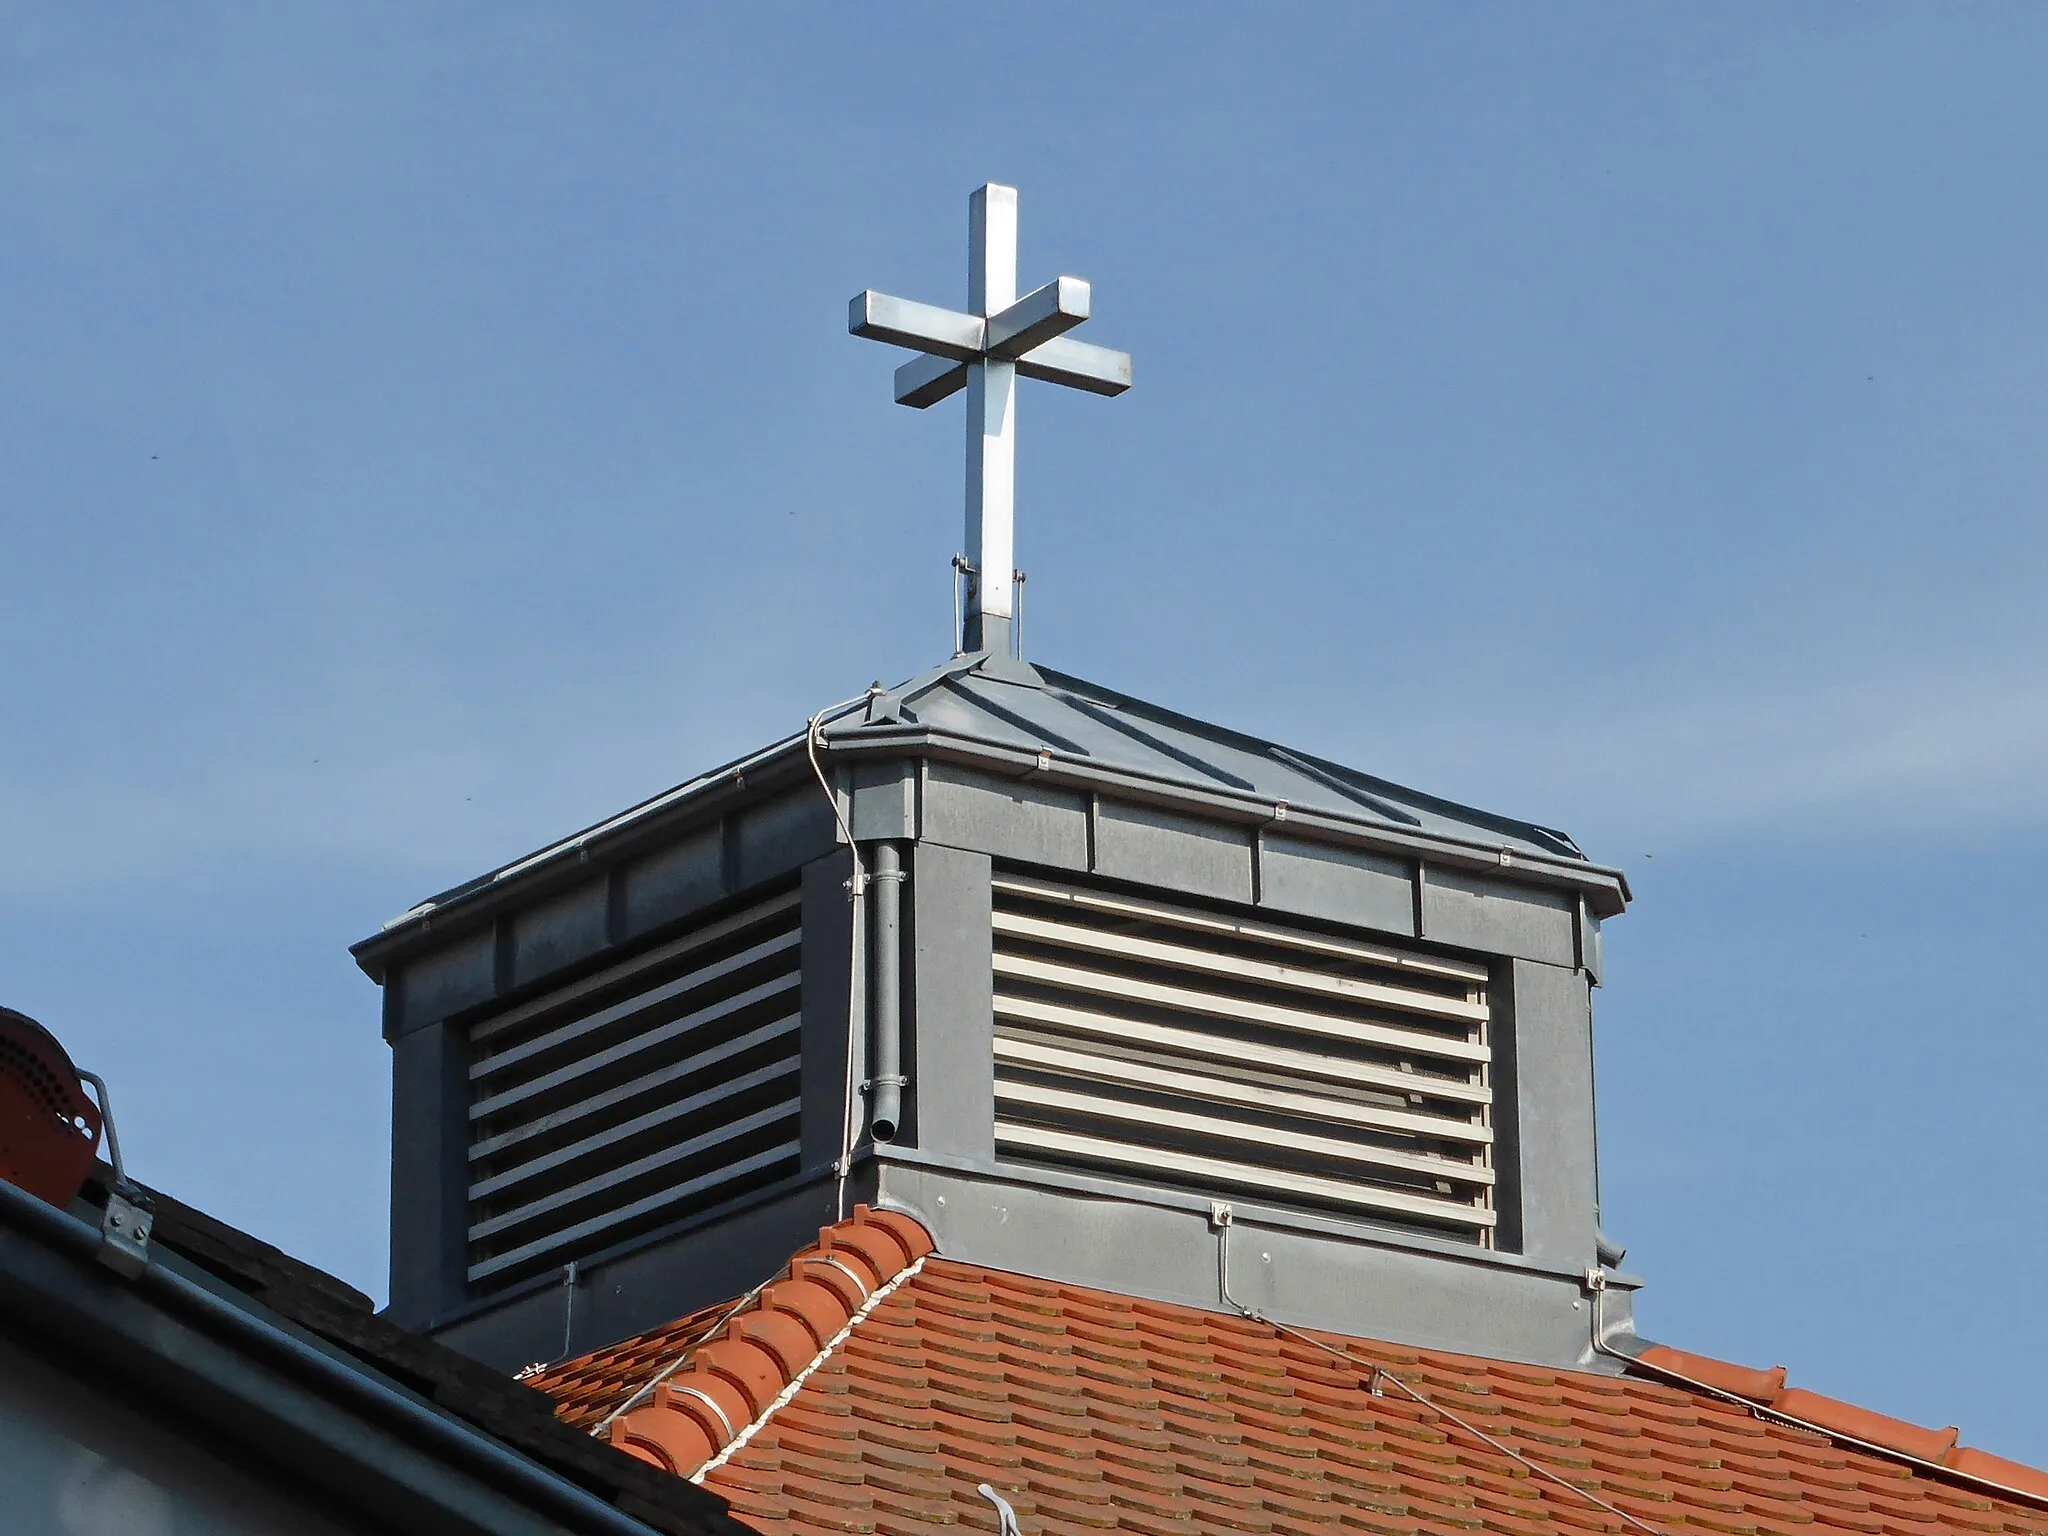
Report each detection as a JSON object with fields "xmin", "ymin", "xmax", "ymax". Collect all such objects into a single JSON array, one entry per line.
[{"xmin": 531, "ymin": 1213, "xmax": 2048, "ymax": 1536}]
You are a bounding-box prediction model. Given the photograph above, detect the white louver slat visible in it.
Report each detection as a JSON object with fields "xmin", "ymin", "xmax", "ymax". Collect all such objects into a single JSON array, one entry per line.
[
  {"xmin": 991, "ymin": 872, "xmax": 1495, "ymax": 1243},
  {"xmin": 464, "ymin": 887, "xmax": 803, "ymax": 1286}
]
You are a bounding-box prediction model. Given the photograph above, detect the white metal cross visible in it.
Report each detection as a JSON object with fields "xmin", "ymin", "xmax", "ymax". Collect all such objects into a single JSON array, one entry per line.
[{"xmin": 851, "ymin": 184, "xmax": 1131, "ymax": 656}]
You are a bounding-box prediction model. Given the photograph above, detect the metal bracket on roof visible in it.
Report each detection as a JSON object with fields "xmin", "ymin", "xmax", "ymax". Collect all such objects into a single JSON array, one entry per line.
[
  {"xmin": 98, "ymin": 1187, "xmax": 153, "ymax": 1278},
  {"xmin": 77, "ymin": 1070, "xmax": 152, "ymax": 1278}
]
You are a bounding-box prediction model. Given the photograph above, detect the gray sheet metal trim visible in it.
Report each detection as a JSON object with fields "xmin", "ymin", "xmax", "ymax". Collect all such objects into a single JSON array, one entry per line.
[
  {"xmin": 923, "ymin": 677, "xmax": 1094, "ymax": 756},
  {"xmin": 1058, "ymin": 693, "xmax": 1261, "ymax": 792},
  {"xmin": 356, "ymin": 666, "xmax": 1626, "ymax": 976},
  {"xmin": 831, "ymin": 729, "xmax": 1628, "ymax": 912},
  {"xmin": 1266, "ymin": 745, "xmax": 1423, "ymax": 826},
  {"xmin": 873, "ymin": 1142, "xmax": 1590, "ymax": 1281},
  {"xmin": 352, "ymin": 745, "xmax": 818, "ymax": 977}
]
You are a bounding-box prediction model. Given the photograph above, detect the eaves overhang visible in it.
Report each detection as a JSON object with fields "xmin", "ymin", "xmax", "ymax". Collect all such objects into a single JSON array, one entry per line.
[
  {"xmin": 354, "ymin": 653, "xmax": 1629, "ymax": 978},
  {"xmin": 350, "ymin": 732, "xmax": 816, "ymax": 981},
  {"xmin": 0, "ymin": 1173, "xmax": 736, "ymax": 1536}
]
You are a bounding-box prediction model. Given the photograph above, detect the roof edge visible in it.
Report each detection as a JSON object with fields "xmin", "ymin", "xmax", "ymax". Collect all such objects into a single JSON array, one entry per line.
[
  {"xmin": 0, "ymin": 1171, "xmax": 737, "ymax": 1536},
  {"xmin": 529, "ymin": 1204, "xmax": 935, "ymax": 1478},
  {"xmin": 354, "ymin": 657, "xmax": 1635, "ymax": 975},
  {"xmin": 1634, "ymin": 1343, "xmax": 2048, "ymax": 1507}
]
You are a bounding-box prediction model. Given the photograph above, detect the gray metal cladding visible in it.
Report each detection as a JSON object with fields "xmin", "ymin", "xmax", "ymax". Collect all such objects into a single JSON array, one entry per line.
[
  {"xmin": 989, "ymin": 871, "xmax": 1497, "ymax": 1245},
  {"xmin": 828, "ymin": 656, "xmax": 1597, "ymax": 868},
  {"xmin": 462, "ymin": 887, "xmax": 804, "ymax": 1288}
]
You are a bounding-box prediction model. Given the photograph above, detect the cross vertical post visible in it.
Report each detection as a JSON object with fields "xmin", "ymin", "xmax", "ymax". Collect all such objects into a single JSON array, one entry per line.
[
  {"xmin": 965, "ymin": 185, "xmax": 1019, "ymax": 654},
  {"xmin": 850, "ymin": 184, "xmax": 1133, "ymax": 657}
]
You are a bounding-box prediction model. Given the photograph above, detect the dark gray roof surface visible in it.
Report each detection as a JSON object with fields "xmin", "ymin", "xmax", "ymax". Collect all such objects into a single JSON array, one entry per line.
[
  {"xmin": 373, "ymin": 651, "xmax": 1616, "ymax": 942},
  {"xmin": 825, "ymin": 652, "xmax": 1589, "ymax": 861}
]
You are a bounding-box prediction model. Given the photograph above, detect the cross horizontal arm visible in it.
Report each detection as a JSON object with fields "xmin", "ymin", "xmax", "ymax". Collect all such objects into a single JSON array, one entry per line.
[
  {"xmin": 892, "ymin": 331, "xmax": 1133, "ymax": 409},
  {"xmin": 1016, "ymin": 336, "xmax": 1132, "ymax": 397},
  {"xmin": 986, "ymin": 277, "xmax": 1090, "ymax": 359},
  {"xmin": 848, "ymin": 292, "xmax": 984, "ymax": 361},
  {"xmin": 893, "ymin": 350, "xmax": 968, "ymax": 409}
]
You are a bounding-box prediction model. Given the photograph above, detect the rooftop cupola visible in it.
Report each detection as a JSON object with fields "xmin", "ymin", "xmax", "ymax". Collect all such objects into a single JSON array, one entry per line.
[{"xmin": 354, "ymin": 185, "xmax": 1639, "ymax": 1380}]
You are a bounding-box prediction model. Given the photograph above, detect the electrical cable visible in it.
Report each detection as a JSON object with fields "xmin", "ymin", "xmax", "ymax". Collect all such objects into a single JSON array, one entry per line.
[
  {"xmin": 1215, "ymin": 1216, "xmax": 1667, "ymax": 1536},
  {"xmin": 804, "ymin": 685, "xmax": 884, "ymax": 1221}
]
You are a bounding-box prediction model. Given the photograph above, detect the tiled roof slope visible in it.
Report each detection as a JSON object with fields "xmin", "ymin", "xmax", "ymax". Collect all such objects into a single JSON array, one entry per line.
[
  {"xmin": 531, "ymin": 1296, "xmax": 740, "ymax": 1426},
  {"xmin": 529, "ymin": 1211, "xmax": 2048, "ymax": 1536}
]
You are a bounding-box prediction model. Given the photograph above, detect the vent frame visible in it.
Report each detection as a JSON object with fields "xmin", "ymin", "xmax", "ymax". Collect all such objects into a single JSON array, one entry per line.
[
  {"xmin": 460, "ymin": 884, "xmax": 805, "ymax": 1290},
  {"xmin": 991, "ymin": 869, "xmax": 1498, "ymax": 1246}
]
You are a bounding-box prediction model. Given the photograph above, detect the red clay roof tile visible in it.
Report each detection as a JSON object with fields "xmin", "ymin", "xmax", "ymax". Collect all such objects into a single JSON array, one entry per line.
[{"xmin": 529, "ymin": 1211, "xmax": 2048, "ymax": 1536}]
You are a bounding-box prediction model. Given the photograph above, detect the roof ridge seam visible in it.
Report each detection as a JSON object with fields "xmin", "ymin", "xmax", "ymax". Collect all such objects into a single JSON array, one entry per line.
[
  {"xmin": 688, "ymin": 1252, "xmax": 928, "ymax": 1485},
  {"xmin": 587, "ymin": 1283, "xmax": 776, "ymax": 1441}
]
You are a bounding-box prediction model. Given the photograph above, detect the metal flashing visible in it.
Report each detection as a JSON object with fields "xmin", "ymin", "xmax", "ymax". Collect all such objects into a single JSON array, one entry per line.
[{"xmin": 353, "ymin": 655, "xmax": 1626, "ymax": 983}]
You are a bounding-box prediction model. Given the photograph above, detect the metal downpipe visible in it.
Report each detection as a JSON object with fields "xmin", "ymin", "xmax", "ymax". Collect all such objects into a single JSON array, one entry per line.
[{"xmin": 868, "ymin": 841, "xmax": 906, "ymax": 1142}]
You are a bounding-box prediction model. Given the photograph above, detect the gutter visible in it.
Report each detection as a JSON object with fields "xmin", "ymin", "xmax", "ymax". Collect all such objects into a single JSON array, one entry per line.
[{"xmin": 0, "ymin": 1176, "xmax": 681, "ymax": 1536}]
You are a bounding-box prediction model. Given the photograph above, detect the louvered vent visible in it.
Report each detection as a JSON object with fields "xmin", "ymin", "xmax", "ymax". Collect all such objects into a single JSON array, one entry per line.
[
  {"xmin": 992, "ymin": 872, "xmax": 1496, "ymax": 1244},
  {"xmin": 464, "ymin": 887, "xmax": 804, "ymax": 1288}
]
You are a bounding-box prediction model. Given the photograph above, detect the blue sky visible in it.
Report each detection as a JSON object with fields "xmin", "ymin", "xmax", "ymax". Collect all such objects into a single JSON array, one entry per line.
[{"xmin": 4, "ymin": 6, "xmax": 2045, "ymax": 1462}]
